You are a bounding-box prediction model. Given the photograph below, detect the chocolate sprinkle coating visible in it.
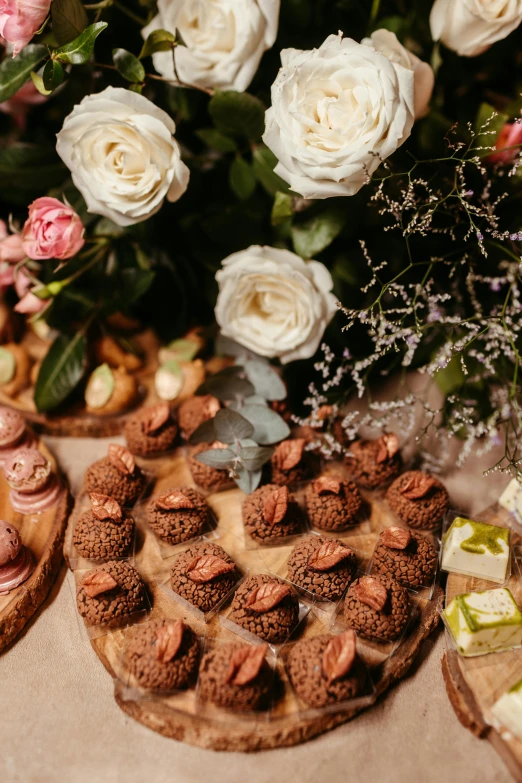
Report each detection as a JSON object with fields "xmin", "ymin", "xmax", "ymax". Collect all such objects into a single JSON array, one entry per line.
[
  {"xmin": 229, "ymin": 573, "xmax": 300, "ymax": 644},
  {"xmin": 198, "ymin": 642, "xmax": 272, "ymax": 711},
  {"xmin": 124, "ymin": 411, "xmax": 178, "ymax": 457},
  {"xmin": 287, "ymin": 634, "xmax": 366, "ymax": 708},
  {"xmin": 242, "ymin": 484, "xmax": 303, "ymax": 542},
  {"xmin": 147, "ymin": 487, "xmax": 209, "ymax": 545},
  {"xmin": 84, "ymin": 458, "xmax": 146, "ymax": 507},
  {"xmin": 169, "ymin": 542, "xmax": 237, "ymax": 612},
  {"xmin": 304, "ymin": 478, "xmax": 363, "ymax": 531},
  {"xmin": 125, "ymin": 619, "xmax": 199, "ymax": 692},
  {"xmin": 386, "ymin": 471, "xmax": 449, "ymax": 530},
  {"xmin": 343, "ymin": 574, "xmax": 410, "ymax": 641},
  {"xmin": 287, "ymin": 535, "xmax": 357, "ymax": 600},
  {"xmin": 188, "ymin": 443, "xmax": 231, "ymax": 492},
  {"xmin": 372, "ymin": 529, "xmax": 438, "ymax": 588},
  {"xmin": 76, "ymin": 561, "xmax": 146, "ymax": 627},
  {"xmin": 72, "ymin": 509, "xmax": 134, "ymax": 560},
  {"xmin": 345, "ymin": 439, "xmax": 401, "ymax": 490}
]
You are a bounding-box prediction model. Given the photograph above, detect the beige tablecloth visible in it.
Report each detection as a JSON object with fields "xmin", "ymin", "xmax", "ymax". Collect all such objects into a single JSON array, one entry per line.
[{"xmin": 0, "ymin": 435, "xmax": 514, "ymax": 783}]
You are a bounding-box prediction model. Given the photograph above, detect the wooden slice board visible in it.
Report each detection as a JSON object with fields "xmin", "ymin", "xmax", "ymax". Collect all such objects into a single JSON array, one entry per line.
[
  {"xmin": 441, "ymin": 505, "xmax": 522, "ymax": 782},
  {"xmin": 0, "ymin": 438, "xmax": 71, "ymax": 651},
  {"xmin": 65, "ymin": 452, "xmax": 443, "ymax": 751}
]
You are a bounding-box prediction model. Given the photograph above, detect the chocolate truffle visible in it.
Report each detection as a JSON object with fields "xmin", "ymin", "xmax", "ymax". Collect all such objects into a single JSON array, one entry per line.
[
  {"xmin": 123, "ymin": 402, "xmax": 178, "ymax": 457},
  {"xmin": 72, "ymin": 493, "xmax": 134, "ymax": 560},
  {"xmin": 84, "ymin": 364, "xmax": 138, "ymax": 416},
  {"xmin": 305, "ymin": 475, "xmax": 364, "ymax": 531},
  {"xmin": 270, "ymin": 438, "xmax": 309, "ymax": 486},
  {"xmin": 0, "ymin": 343, "xmax": 31, "ymax": 398},
  {"xmin": 0, "ymin": 407, "xmax": 36, "ymax": 466},
  {"xmin": 178, "ymin": 394, "xmax": 220, "ymax": 440},
  {"xmin": 242, "ymin": 484, "xmax": 303, "ymax": 543},
  {"xmin": 386, "ymin": 471, "xmax": 449, "ymax": 530},
  {"xmin": 343, "ymin": 574, "xmax": 410, "ymax": 642},
  {"xmin": 287, "ymin": 630, "xmax": 366, "ymax": 708},
  {"xmin": 198, "ymin": 641, "xmax": 272, "ymax": 711},
  {"xmin": 188, "ymin": 442, "xmax": 231, "ymax": 492},
  {"xmin": 147, "ymin": 487, "xmax": 209, "ymax": 545},
  {"xmin": 229, "ymin": 574, "xmax": 300, "ymax": 644},
  {"xmin": 169, "ymin": 541, "xmax": 237, "ymax": 612},
  {"xmin": 76, "ymin": 560, "xmax": 146, "ymax": 627},
  {"xmin": 4, "ymin": 447, "xmax": 63, "ymax": 514},
  {"xmin": 287, "ymin": 536, "xmax": 357, "ymax": 601},
  {"xmin": 345, "ymin": 434, "xmax": 402, "ymax": 490},
  {"xmin": 372, "ymin": 526, "xmax": 438, "ymax": 588},
  {"xmin": 84, "ymin": 444, "xmax": 146, "ymax": 507},
  {"xmin": 125, "ymin": 618, "xmax": 199, "ymax": 692},
  {"xmin": 0, "ymin": 519, "xmax": 34, "ymax": 594}
]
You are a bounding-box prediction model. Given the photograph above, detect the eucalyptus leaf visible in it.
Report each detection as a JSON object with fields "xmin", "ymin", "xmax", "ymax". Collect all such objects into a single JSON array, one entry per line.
[
  {"xmin": 53, "ymin": 22, "xmax": 108, "ymax": 65},
  {"xmin": 238, "ymin": 444, "xmax": 274, "ymax": 471},
  {"xmin": 209, "ymin": 90, "xmax": 265, "ymax": 141},
  {"xmin": 244, "ymin": 359, "xmax": 286, "ymax": 401},
  {"xmin": 139, "ymin": 28, "xmax": 176, "ymax": 59},
  {"xmin": 213, "ymin": 409, "xmax": 254, "ymax": 444},
  {"xmin": 228, "ymin": 394, "xmax": 268, "ymax": 411},
  {"xmin": 113, "ymin": 48, "xmax": 145, "ymax": 83},
  {"xmin": 195, "ymin": 448, "xmax": 235, "ymax": 469},
  {"xmin": 240, "ymin": 404, "xmax": 290, "ymax": 445},
  {"xmin": 51, "ymin": 0, "xmax": 88, "ymax": 45},
  {"xmin": 234, "ymin": 465, "xmax": 262, "ymax": 494},
  {"xmin": 189, "ymin": 417, "xmax": 217, "ymax": 444},
  {"xmin": 196, "ymin": 371, "xmax": 254, "ymax": 400},
  {"xmin": 34, "ymin": 333, "xmax": 87, "ymax": 412},
  {"xmin": 0, "ymin": 45, "xmax": 47, "ymax": 103}
]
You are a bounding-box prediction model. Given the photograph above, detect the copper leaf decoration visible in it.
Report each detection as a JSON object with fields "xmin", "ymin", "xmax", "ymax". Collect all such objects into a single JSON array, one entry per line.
[
  {"xmin": 314, "ymin": 476, "xmax": 341, "ymax": 495},
  {"xmin": 186, "ymin": 554, "xmax": 235, "ymax": 583},
  {"xmin": 275, "ymin": 438, "xmax": 305, "ymax": 471},
  {"xmin": 375, "ymin": 433, "xmax": 399, "ymax": 464},
  {"xmin": 322, "ymin": 629, "xmax": 357, "ymax": 684},
  {"xmin": 307, "ymin": 540, "xmax": 354, "ymax": 572},
  {"xmin": 90, "ymin": 492, "xmax": 122, "ymax": 523},
  {"xmin": 143, "ymin": 402, "xmax": 170, "ymax": 434},
  {"xmin": 353, "ymin": 576, "xmax": 388, "ymax": 611},
  {"xmin": 380, "ymin": 526, "xmax": 411, "ymax": 550},
  {"xmin": 263, "ymin": 485, "xmax": 289, "ymax": 526},
  {"xmin": 155, "ymin": 620, "xmax": 184, "ymax": 663},
  {"xmin": 400, "ymin": 473, "xmax": 437, "ymax": 500},
  {"xmin": 225, "ymin": 643, "xmax": 268, "ymax": 686},
  {"xmin": 81, "ymin": 570, "xmax": 118, "ymax": 598},
  {"xmin": 157, "ymin": 491, "xmax": 194, "ymax": 511},
  {"xmin": 245, "ymin": 581, "xmax": 292, "ymax": 613},
  {"xmin": 108, "ymin": 444, "xmax": 135, "ymax": 475}
]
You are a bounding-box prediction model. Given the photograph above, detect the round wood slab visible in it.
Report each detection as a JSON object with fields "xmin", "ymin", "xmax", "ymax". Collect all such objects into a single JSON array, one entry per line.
[
  {"xmin": 0, "ymin": 439, "xmax": 71, "ymax": 651},
  {"xmin": 66, "ymin": 452, "xmax": 443, "ymax": 751},
  {"xmin": 441, "ymin": 505, "xmax": 522, "ymax": 782}
]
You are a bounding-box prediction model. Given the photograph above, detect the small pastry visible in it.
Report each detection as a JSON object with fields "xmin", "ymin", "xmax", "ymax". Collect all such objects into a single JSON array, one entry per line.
[
  {"xmin": 177, "ymin": 394, "xmax": 220, "ymax": 440},
  {"xmin": 198, "ymin": 641, "xmax": 272, "ymax": 711},
  {"xmin": 169, "ymin": 542, "xmax": 237, "ymax": 612},
  {"xmin": 270, "ymin": 438, "xmax": 310, "ymax": 486},
  {"xmin": 4, "ymin": 447, "xmax": 63, "ymax": 514},
  {"xmin": 72, "ymin": 493, "xmax": 134, "ymax": 561},
  {"xmin": 188, "ymin": 442, "xmax": 231, "ymax": 492},
  {"xmin": 343, "ymin": 574, "xmax": 410, "ymax": 642},
  {"xmin": 304, "ymin": 475, "xmax": 364, "ymax": 531},
  {"xmin": 0, "ymin": 519, "xmax": 34, "ymax": 595},
  {"xmin": 386, "ymin": 471, "xmax": 449, "ymax": 530},
  {"xmin": 0, "ymin": 343, "xmax": 31, "ymax": 398},
  {"xmin": 147, "ymin": 487, "xmax": 209, "ymax": 545},
  {"xmin": 93, "ymin": 336, "xmax": 142, "ymax": 371},
  {"xmin": 76, "ymin": 560, "xmax": 146, "ymax": 627},
  {"xmin": 229, "ymin": 574, "xmax": 300, "ymax": 644},
  {"xmin": 84, "ymin": 444, "xmax": 145, "ymax": 507},
  {"xmin": 0, "ymin": 407, "xmax": 36, "ymax": 466},
  {"xmin": 345, "ymin": 434, "xmax": 402, "ymax": 490},
  {"xmin": 85, "ymin": 364, "xmax": 138, "ymax": 416},
  {"xmin": 287, "ymin": 629, "xmax": 366, "ymax": 708},
  {"xmin": 372, "ymin": 527, "xmax": 438, "ymax": 588},
  {"xmin": 124, "ymin": 402, "xmax": 178, "ymax": 457},
  {"xmin": 242, "ymin": 484, "xmax": 303, "ymax": 543},
  {"xmin": 287, "ymin": 536, "xmax": 357, "ymax": 601},
  {"xmin": 125, "ymin": 618, "xmax": 200, "ymax": 692}
]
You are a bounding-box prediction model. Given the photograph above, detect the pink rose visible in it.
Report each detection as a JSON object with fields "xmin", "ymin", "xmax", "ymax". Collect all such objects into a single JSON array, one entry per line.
[
  {"xmin": 0, "ymin": 0, "xmax": 51, "ymax": 56},
  {"xmin": 0, "ymin": 219, "xmax": 25, "ymax": 265},
  {"xmin": 22, "ymin": 197, "xmax": 85, "ymax": 261},
  {"xmin": 13, "ymin": 269, "xmax": 46, "ymax": 314},
  {"xmin": 488, "ymin": 120, "xmax": 522, "ymax": 164}
]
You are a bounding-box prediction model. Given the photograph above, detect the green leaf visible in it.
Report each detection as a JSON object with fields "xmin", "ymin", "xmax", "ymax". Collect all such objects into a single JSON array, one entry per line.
[
  {"xmin": 474, "ymin": 102, "xmax": 508, "ymax": 153},
  {"xmin": 53, "ymin": 22, "xmax": 108, "ymax": 65},
  {"xmin": 213, "ymin": 409, "xmax": 254, "ymax": 444},
  {"xmin": 139, "ymin": 28, "xmax": 176, "ymax": 59},
  {"xmin": 0, "ymin": 45, "xmax": 47, "ymax": 103},
  {"xmin": 234, "ymin": 465, "xmax": 262, "ymax": 493},
  {"xmin": 196, "ymin": 128, "xmax": 237, "ymax": 153},
  {"xmin": 238, "ymin": 444, "xmax": 274, "ymax": 472},
  {"xmin": 0, "ymin": 145, "xmax": 66, "ymax": 201},
  {"xmin": 159, "ymin": 338, "xmax": 199, "ymax": 364},
  {"xmin": 292, "ymin": 207, "xmax": 346, "ymax": 259},
  {"xmin": 113, "ymin": 48, "xmax": 145, "ymax": 83},
  {"xmin": 271, "ymin": 191, "xmax": 293, "ymax": 226},
  {"xmin": 252, "ymin": 146, "xmax": 290, "ymax": 196},
  {"xmin": 229, "ymin": 157, "xmax": 256, "ymax": 200},
  {"xmin": 51, "ymin": 0, "xmax": 88, "ymax": 45},
  {"xmin": 128, "ymin": 83, "xmax": 143, "ymax": 94},
  {"xmin": 30, "ymin": 70, "xmax": 52, "ymax": 96},
  {"xmin": 434, "ymin": 357, "xmax": 465, "ymax": 396},
  {"xmin": 119, "ymin": 268, "xmax": 155, "ymax": 307},
  {"xmin": 243, "ymin": 359, "xmax": 286, "ymax": 401},
  {"xmin": 240, "ymin": 404, "xmax": 290, "ymax": 445},
  {"xmin": 195, "ymin": 448, "xmax": 235, "ymax": 469},
  {"xmin": 209, "ymin": 90, "xmax": 265, "ymax": 141},
  {"xmin": 43, "ymin": 58, "xmax": 65, "ymax": 91},
  {"xmin": 34, "ymin": 333, "xmax": 87, "ymax": 412}
]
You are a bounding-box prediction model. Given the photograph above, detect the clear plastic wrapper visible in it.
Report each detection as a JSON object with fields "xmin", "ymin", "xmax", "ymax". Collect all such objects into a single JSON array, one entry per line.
[{"xmin": 367, "ymin": 529, "xmax": 441, "ymax": 600}]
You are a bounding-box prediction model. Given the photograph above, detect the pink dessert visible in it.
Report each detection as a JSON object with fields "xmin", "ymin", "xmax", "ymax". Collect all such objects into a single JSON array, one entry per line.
[
  {"xmin": 0, "ymin": 520, "xmax": 34, "ymax": 595},
  {"xmin": 4, "ymin": 448, "xmax": 63, "ymax": 514},
  {"xmin": 0, "ymin": 407, "xmax": 36, "ymax": 466}
]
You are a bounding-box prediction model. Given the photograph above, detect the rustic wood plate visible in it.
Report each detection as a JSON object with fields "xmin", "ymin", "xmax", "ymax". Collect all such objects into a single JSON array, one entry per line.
[
  {"xmin": 441, "ymin": 505, "xmax": 522, "ymax": 782},
  {"xmin": 66, "ymin": 452, "xmax": 443, "ymax": 751},
  {"xmin": 0, "ymin": 438, "xmax": 71, "ymax": 651}
]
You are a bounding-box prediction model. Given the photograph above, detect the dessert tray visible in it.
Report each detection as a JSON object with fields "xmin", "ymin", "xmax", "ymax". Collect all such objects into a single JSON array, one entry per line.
[{"xmin": 64, "ymin": 443, "xmax": 443, "ymax": 751}]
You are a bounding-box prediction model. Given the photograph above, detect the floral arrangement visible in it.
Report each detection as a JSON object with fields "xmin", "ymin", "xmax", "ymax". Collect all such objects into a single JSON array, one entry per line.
[{"xmin": 1, "ymin": 1, "xmax": 522, "ymax": 473}]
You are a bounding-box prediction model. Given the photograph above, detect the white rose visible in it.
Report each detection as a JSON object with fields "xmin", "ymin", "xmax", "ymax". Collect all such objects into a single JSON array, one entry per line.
[
  {"xmin": 430, "ymin": 0, "xmax": 522, "ymax": 57},
  {"xmin": 142, "ymin": 0, "xmax": 280, "ymax": 92},
  {"xmin": 56, "ymin": 87, "xmax": 189, "ymax": 227},
  {"xmin": 215, "ymin": 245, "xmax": 337, "ymax": 364},
  {"xmin": 263, "ymin": 33, "xmax": 415, "ymax": 200},
  {"xmin": 361, "ymin": 29, "xmax": 434, "ymax": 119}
]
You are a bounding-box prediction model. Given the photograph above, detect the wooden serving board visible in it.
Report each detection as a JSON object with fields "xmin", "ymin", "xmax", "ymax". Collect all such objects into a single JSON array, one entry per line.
[
  {"xmin": 442, "ymin": 506, "xmax": 522, "ymax": 782},
  {"xmin": 66, "ymin": 452, "xmax": 443, "ymax": 751},
  {"xmin": 0, "ymin": 439, "xmax": 71, "ymax": 651}
]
